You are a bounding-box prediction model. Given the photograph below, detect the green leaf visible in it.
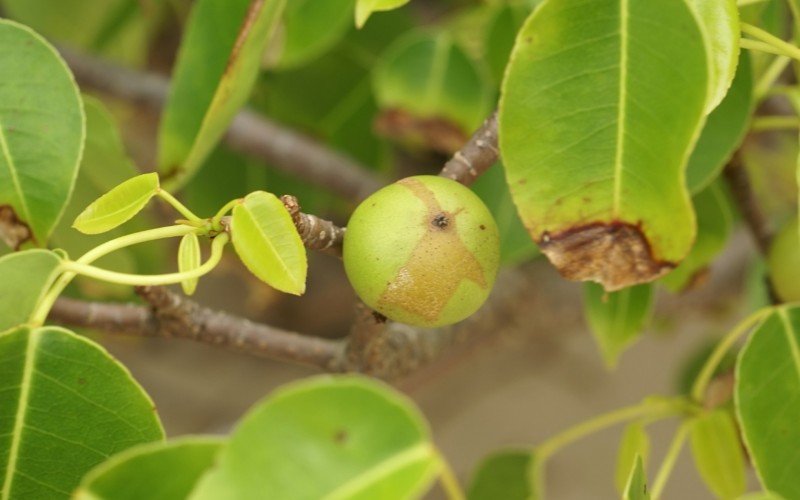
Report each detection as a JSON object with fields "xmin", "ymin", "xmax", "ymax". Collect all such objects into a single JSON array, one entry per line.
[
  {"xmin": 72, "ymin": 173, "xmax": 159, "ymax": 235},
  {"xmin": 178, "ymin": 233, "xmax": 201, "ymax": 296},
  {"xmin": 355, "ymin": 0, "xmax": 410, "ymax": 28},
  {"xmin": 684, "ymin": 0, "xmax": 740, "ymax": 112},
  {"xmin": 686, "ymin": 52, "xmax": 754, "ymax": 193},
  {"xmin": 189, "ymin": 375, "xmax": 439, "ymax": 500},
  {"xmin": 615, "ymin": 423, "xmax": 650, "ymax": 494},
  {"xmin": 75, "ymin": 437, "xmax": 223, "ymax": 500},
  {"xmin": 689, "ymin": 410, "xmax": 746, "ymax": 499},
  {"xmin": 661, "ymin": 181, "xmax": 733, "ymax": 292},
  {"xmin": 0, "ymin": 250, "xmax": 62, "ymax": 332},
  {"xmin": 583, "ymin": 282, "xmax": 654, "ymax": 368},
  {"xmin": 0, "ymin": 326, "xmax": 163, "ymax": 499},
  {"xmin": 270, "ymin": 0, "xmax": 354, "ymax": 70},
  {"xmin": 0, "ymin": 20, "xmax": 85, "ymax": 248},
  {"xmin": 737, "ymin": 492, "xmax": 787, "ymax": 500},
  {"xmin": 373, "ymin": 30, "xmax": 492, "ymax": 152},
  {"xmin": 767, "ymin": 218, "xmax": 800, "ymax": 302},
  {"xmin": 483, "ymin": 4, "xmax": 529, "ymax": 85},
  {"xmin": 499, "ymin": 0, "xmax": 709, "ymax": 291},
  {"xmin": 623, "ymin": 455, "xmax": 650, "ymax": 500},
  {"xmin": 736, "ymin": 307, "xmax": 800, "ymax": 499},
  {"xmin": 231, "ymin": 191, "xmax": 307, "ymax": 295},
  {"xmin": 158, "ymin": 0, "xmax": 285, "ymax": 188},
  {"xmin": 467, "ymin": 450, "xmax": 539, "ymax": 500}
]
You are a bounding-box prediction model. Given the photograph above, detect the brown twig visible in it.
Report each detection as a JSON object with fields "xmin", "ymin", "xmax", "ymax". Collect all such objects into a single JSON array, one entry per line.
[
  {"xmin": 439, "ymin": 111, "xmax": 500, "ymax": 186},
  {"xmin": 723, "ymin": 152, "xmax": 773, "ymax": 254},
  {"xmin": 281, "ymin": 195, "xmax": 345, "ymax": 257},
  {"xmin": 59, "ymin": 47, "xmax": 382, "ymax": 203}
]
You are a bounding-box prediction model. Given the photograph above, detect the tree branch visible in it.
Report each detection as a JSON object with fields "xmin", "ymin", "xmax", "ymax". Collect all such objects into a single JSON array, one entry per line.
[
  {"xmin": 59, "ymin": 47, "xmax": 382, "ymax": 203},
  {"xmin": 281, "ymin": 195, "xmax": 345, "ymax": 257},
  {"xmin": 439, "ymin": 111, "xmax": 500, "ymax": 185},
  {"xmin": 723, "ymin": 152, "xmax": 773, "ymax": 254}
]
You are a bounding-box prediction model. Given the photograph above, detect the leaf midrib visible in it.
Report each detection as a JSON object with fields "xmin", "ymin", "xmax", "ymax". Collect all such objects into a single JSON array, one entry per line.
[
  {"xmin": 0, "ymin": 115, "xmax": 32, "ymax": 226},
  {"xmin": 612, "ymin": 0, "xmax": 629, "ymax": 217},
  {"xmin": 778, "ymin": 308, "xmax": 800, "ymax": 383}
]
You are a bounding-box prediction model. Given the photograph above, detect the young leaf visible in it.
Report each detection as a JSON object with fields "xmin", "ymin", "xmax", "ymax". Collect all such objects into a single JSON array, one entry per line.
[
  {"xmin": 684, "ymin": 0, "xmax": 740, "ymax": 112},
  {"xmin": 158, "ymin": 0, "xmax": 285, "ymax": 188},
  {"xmin": 583, "ymin": 283, "xmax": 654, "ymax": 368},
  {"xmin": 0, "ymin": 326, "xmax": 164, "ymax": 499},
  {"xmin": 689, "ymin": 410, "xmax": 746, "ymax": 499},
  {"xmin": 0, "ymin": 250, "xmax": 62, "ymax": 331},
  {"xmin": 499, "ymin": 0, "xmax": 709, "ymax": 291},
  {"xmin": 686, "ymin": 52, "xmax": 753, "ymax": 194},
  {"xmin": 623, "ymin": 455, "xmax": 650, "ymax": 500},
  {"xmin": 189, "ymin": 376, "xmax": 439, "ymax": 500},
  {"xmin": 178, "ymin": 233, "xmax": 201, "ymax": 295},
  {"xmin": 231, "ymin": 191, "xmax": 307, "ymax": 295},
  {"xmin": 0, "ymin": 20, "xmax": 84, "ymax": 248},
  {"xmin": 72, "ymin": 173, "xmax": 160, "ymax": 235},
  {"xmin": 615, "ymin": 423, "xmax": 650, "ymax": 494},
  {"xmin": 467, "ymin": 450, "xmax": 540, "ymax": 500},
  {"xmin": 355, "ymin": 0, "xmax": 410, "ymax": 28},
  {"xmin": 75, "ymin": 437, "xmax": 223, "ymax": 500},
  {"xmin": 736, "ymin": 307, "xmax": 800, "ymax": 499}
]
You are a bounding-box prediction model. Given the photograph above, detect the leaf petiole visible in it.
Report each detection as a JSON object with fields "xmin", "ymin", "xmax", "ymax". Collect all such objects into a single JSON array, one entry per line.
[
  {"xmin": 435, "ymin": 448, "xmax": 465, "ymax": 500},
  {"xmin": 650, "ymin": 422, "xmax": 691, "ymax": 500},
  {"xmin": 157, "ymin": 189, "xmax": 203, "ymax": 222},
  {"xmin": 740, "ymin": 24, "xmax": 800, "ymax": 62}
]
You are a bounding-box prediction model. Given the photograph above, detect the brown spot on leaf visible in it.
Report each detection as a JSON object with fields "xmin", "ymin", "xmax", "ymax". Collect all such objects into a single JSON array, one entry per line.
[
  {"xmin": 377, "ymin": 179, "xmax": 486, "ymax": 322},
  {"xmin": 333, "ymin": 429, "xmax": 348, "ymax": 444},
  {"xmin": 226, "ymin": 0, "xmax": 266, "ymax": 74},
  {"xmin": 374, "ymin": 108, "xmax": 468, "ymax": 154},
  {"xmin": 538, "ymin": 222, "xmax": 674, "ymax": 291},
  {"xmin": 0, "ymin": 205, "xmax": 33, "ymax": 250}
]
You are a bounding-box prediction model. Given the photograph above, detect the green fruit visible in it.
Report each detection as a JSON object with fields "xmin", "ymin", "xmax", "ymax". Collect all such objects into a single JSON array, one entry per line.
[
  {"xmin": 767, "ymin": 218, "xmax": 800, "ymax": 302},
  {"xmin": 343, "ymin": 175, "xmax": 500, "ymax": 327}
]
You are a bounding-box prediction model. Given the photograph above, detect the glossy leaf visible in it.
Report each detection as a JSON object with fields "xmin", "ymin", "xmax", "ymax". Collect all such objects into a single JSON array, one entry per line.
[
  {"xmin": 0, "ymin": 20, "xmax": 84, "ymax": 248},
  {"xmin": 190, "ymin": 376, "xmax": 439, "ymax": 500},
  {"xmin": 0, "ymin": 326, "xmax": 163, "ymax": 499},
  {"xmin": 75, "ymin": 437, "xmax": 223, "ymax": 500},
  {"xmin": 736, "ymin": 307, "xmax": 800, "ymax": 499},
  {"xmin": 685, "ymin": 0, "xmax": 740, "ymax": 112},
  {"xmin": 355, "ymin": 0, "xmax": 410, "ymax": 28},
  {"xmin": 178, "ymin": 233, "xmax": 201, "ymax": 295},
  {"xmin": 623, "ymin": 455, "xmax": 650, "ymax": 500},
  {"xmin": 661, "ymin": 182, "xmax": 733, "ymax": 292},
  {"xmin": 467, "ymin": 450, "xmax": 539, "ymax": 500},
  {"xmin": 0, "ymin": 250, "xmax": 62, "ymax": 332},
  {"xmin": 686, "ymin": 52, "xmax": 753, "ymax": 193},
  {"xmin": 583, "ymin": 282, "xmax": 654, "ymax": 368},
  {"xmin": 231, "ymin": 191, "xmax": 307, "ymax": 295},
  {"xmin": 689, "ymin": 410, "xmax": 746, "ymax": 499},
  {"xmin": 72, "ymin": 173, "xmax": 159, "ymax": 235},
  {"xmin": 158, "ymin": 0, "xmax": 285, "ymax": 188},
  {"xmin": 499, "ymin": 0, "xmax": 709, "ymax": 291},
  {"xmin": 615, "ymin": 423, "xmax": 650, "ymax": 494},
  {"xmin": 270, "ymin": 0, "xmax": 353, "ymax": 70}
]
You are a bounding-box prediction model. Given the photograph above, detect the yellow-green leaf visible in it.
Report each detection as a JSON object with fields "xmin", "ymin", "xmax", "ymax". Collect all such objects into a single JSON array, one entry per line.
[
  {"xmin": 623, "ymin": 455, "xmax": 650, "ymax": 500},
  {"xmin": 356, "ymin": 0, "xmax": 410, "ymax": 28},
  {"xmin": 689, "ymin": 410, "xmax": 746, "ymax": 499},
  {"xmin": 72, "ymin": 173, "xmax": 159, "ymax": 235},
  {"xmin": 0, "ymin": 250, "xmax": 62, "ymax": 331},
  {"xmin": 615, "ymin": 423, "xmax": 650, "ymax": 494},
  {"xmin": 231, "ymin": 191, "xmax": 307, "ymax": 295},
  {"xmin": 467, "ymin": 450, "xmax": 540, "ymax": 500},
  {"xmin": 178, "ymin": 233, "xmax": 201, "ymax": 295}
]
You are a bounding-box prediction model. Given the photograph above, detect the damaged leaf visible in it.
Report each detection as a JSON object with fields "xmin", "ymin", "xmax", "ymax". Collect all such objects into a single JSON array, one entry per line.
[{"xmin": 499, "ymin": 0, "xmax": 709, "ymax": 290}]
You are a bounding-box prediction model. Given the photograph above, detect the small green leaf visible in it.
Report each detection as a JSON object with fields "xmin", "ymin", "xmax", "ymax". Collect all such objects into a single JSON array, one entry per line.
[
  {"xmin": 75, "ymin": 437, "xmax": 223, "ymax": 500},
  {"xmin": 231, "ymin": 191, "xmax": 307, "ymax": 295},
  {"xmin": 270, "ymin": 0, "xmax": 354, "ymax": 70},
  {"xmin": 689, "ymin": 410, "xmax": 746, "ymax": 499},
  {"xmin": 189, "ymin": 375, "xmax": 439, "ymax": 500},
  {"xmin": 615, "ymin": 423, "xmax": 650, "ymax": 494},
  {"xmin": 767, "ymin": 218, "xmax": 800, "ymax": 302},
  {"xmin": 0, "ymin": 19, "xmax": 84, "ymax": 248},
  {"xmin": 467, "ymin": 450, "xmax": 540, "ymax": 500},
  {"xmin": 355, "ymin": 0, "xmax": 410, "ymax": 28},
  {"xmin": 0, "ymin": 250, "xmax": 62, "ymax": 331},
  {"xmin": 72, "ymin": 173, "xmax": 159, "ymax": 235},
  {"xmin": 158, "ymin": 0, "xmax": 285, "ymax": 188},
  {"xmin": 178, "ymin": 233, "xmax": 201, "ymax": 296},
  {"xmin": 623, "ymin": 455, "xmax": 650, "ymax": 500},
  {"xmin": 0, "ymin": 326, "xmax": 163, "ymax": 499},
  {"xmin": 583, "ymin": 283, "xmax": 654, "ymax": 368},
  {"xmin": 736, "ymin": 307, "xmax": 800, "ymax": 499}
]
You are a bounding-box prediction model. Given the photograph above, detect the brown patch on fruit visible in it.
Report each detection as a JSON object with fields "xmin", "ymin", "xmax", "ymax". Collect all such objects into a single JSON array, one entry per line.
[
  {"xmin": 0, "ymin": 205, "xmax": 33, "ymax": 250},
  {"xmin": 538, "ymin": 222, "xmax": 674, "ymax": 291},
  {"xmin": 374, "ymin": 109, "xmax": 468, "ymax": 155},
  {"xmin": 377, "ymin": 178, "xmax": 486, "ymax": 322}
]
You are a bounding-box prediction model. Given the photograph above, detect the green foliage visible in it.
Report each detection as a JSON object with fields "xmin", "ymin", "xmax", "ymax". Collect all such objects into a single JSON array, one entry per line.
[
  {"xmin": 583, "ymin": 283, "xmax": 654, "ymax": 368},
  {"xmin": 356, "ymin": 0, "xmax": 410, "ymax": 28},
  {"xmin": 623, "ymin": 455, "xmax": 650, "ymax": 500},
  {"xmin": 467, "ymin": 450, "xmax": 538, "ymax": 500},
  {"xmin": 0, "ymin": 326, "xmax": 163, "ymax": 499},
  {"xmin": 767, "ymin": 218, "xmax": 800, "ymax": 302},
  {"xmin": 231, "ymin": 191, "xmax": 307, "ymax": 295},
  {"xmin": 178, "ymin": 233, "xmax": 201, "ymax": 295},
  {"xmin": 190, "ymin": 376, "xmax": 439, "ymax": 499},
  {"xmin": 615, "ymin": 423, "xmax": 650, "ymax": 494},
  {"xmin": 270, "ymin": 0, "xmax": 354, "ymax": 70},
  {"xmin": 75, "ymin": 438, "xmax": 223, "ymax": 500},
  {"xmin": 689, "ymin": 410, "xmax": 746, "ymax": 499},
  {"xmin": 0, "ymin": 20, "xmax": 84, "ymax": 247},
  {"xmin": 72, "ymin": 173, "xmax": 159, "ymax": 235},
  {"xmin": 158, "ymin": 0, "xmax": 285, "ymax": 188},
  {"xmin": 0, "ymin": 250, "xmax": 62, "ymax": 331}
]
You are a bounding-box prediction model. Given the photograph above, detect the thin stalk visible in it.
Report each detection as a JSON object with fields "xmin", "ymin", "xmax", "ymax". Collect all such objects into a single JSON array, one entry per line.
[
  {"xmin": 751, "ymin": 116, "xmax": 800, "ymax": 131},
  {"xmin": 650, "ymin": 423, "xmax": 691, "ymax": 500},
  {"xmin": 754, "ymin": 56, "xmax": 791, "ymax": 100},
  {"xmin": 157, "ymin": 189, "xmax": 202, "ymax": 222},
  {"xmin": 63, "ymin": 233, "xmax": 229, "ymax": 286},
  {"xmin": 741, "ymin": 23, "xmax": 800, "ymax": 61},
  {"xmin": 740, "ymin": 39, "xmax": 791, "ymax": 58},
  {"xmin": 213, "ymin": 198, "xmax": 242, "ymax": 221},
  {"xmin": 690, "ymin": 307, "xmax": 773, "ymax": 402},
  {"xmin": 436, "ymin": 449, "xmax": 465, "ymax": 500}
]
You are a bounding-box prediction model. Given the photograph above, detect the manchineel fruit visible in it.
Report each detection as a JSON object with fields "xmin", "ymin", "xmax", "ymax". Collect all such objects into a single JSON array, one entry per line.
[{"xmin": 343, "ymin": 175, "xmax": 500, "ymax": 327}]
